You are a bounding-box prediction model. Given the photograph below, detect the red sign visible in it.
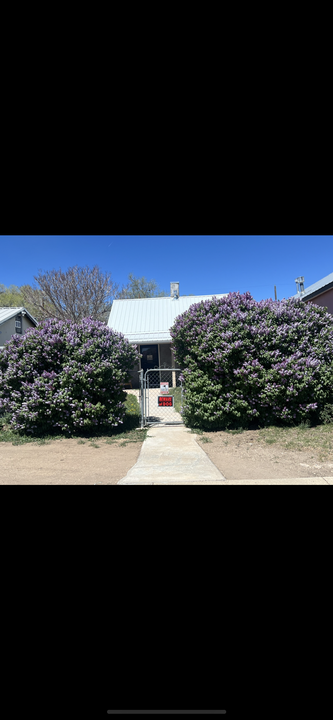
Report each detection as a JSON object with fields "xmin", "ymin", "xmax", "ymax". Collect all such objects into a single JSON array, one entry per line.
[{"xmin": 158, "ymin": 395, "xmax": 174, "ymax": 407}]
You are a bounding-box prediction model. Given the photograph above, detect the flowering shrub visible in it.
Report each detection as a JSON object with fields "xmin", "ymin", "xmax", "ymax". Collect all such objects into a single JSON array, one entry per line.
[
  {"xmin": 0, "ymin": 317, "xmax": 140, "ymax": 435},
  {"xmin": 170, "ymin": 292, "xmax": 333, "ymax": 429}
]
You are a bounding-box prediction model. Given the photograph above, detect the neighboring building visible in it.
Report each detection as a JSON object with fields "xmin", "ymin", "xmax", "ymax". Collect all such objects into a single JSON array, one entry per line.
[
  {"xmin": 108, "ymin": 282, "xmax": 228, "ymax": 387},
  {"xmin": 0, "ymin": 307, "xmax": 38, "ymax": 350},
  {"xmin": 294, "ymin": 272, "xmax": 333, "ymax": 314}
]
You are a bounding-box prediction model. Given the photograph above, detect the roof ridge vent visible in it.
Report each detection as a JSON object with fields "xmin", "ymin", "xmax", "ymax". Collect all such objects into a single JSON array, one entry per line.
[
  {"xmin": 295, "ymin": 276, "xmax": 305, "ymax": 297},
  {"xmin": 170, "ymin": 281, "xmax": 179, "ymax": 299}
]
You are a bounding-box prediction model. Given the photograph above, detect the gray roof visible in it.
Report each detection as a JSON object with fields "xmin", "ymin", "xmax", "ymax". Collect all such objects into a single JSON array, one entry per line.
[
  {"xmin": 293, "ymin": 272, "xmax": 333, "ymax": 300},
  {"xmin": 0, "ymin": 307, "xmax": 38, "ymax": 326},
  {"xmin": 108, "ymin": 294, "xmax": 228, "ymax": 344}
]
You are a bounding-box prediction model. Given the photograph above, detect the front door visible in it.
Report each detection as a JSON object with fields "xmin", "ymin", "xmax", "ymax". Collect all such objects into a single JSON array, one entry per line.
[{"xmin": 140, "ymin": 344, "xmax": 159, "ymax": 376}]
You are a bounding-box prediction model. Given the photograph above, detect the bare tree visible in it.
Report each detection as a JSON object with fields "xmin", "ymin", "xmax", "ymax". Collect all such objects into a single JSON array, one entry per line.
[
  {"xmin": 20, "ymin": 266, "xmax": 119, "ymax": 323},
  {"xmin": 19, "ymin": 285, "xmax": 56, "ymax": 322},
  {"xmin": 117, "ymin": 273, "xmax": 166, "ymax": 299}
]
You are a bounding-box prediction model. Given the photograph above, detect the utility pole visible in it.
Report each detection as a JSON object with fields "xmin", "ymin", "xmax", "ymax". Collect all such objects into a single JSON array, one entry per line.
[{"xmin": 274, "ymin": 285, "xmax": 277, "ymax": 301}]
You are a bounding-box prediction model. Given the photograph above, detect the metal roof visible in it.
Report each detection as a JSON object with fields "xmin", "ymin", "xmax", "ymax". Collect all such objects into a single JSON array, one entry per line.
[
  {"xmin": 0, "ymin": 307, "xmax": 38, "ymax": 326},
  {"xmin": 108, "ymin": 294, "xmax": 228, "ymax": 344},
  {"xmin": 293, "ymin": 272, "xmax": 333, "ymax": 301}
]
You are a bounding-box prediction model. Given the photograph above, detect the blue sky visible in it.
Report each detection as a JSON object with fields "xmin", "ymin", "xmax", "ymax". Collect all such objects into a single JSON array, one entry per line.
[{"xmin": 0, "ymin": 235, "xmax": 332, "ymax": 301}]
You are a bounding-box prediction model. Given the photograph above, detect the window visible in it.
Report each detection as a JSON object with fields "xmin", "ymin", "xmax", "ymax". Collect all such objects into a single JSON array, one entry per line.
[{"xmin": 15, "ymin": 316, "xmax": 22, "ymax": 334}]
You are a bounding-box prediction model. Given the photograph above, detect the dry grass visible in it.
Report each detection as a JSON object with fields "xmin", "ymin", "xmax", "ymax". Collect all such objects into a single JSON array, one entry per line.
[
  {"xmin": 193, "ymin": 421, "xmax": 333, "ymax": 481},
  {"xmin": 255, "ymin": 423, "xmax": 333, "ymax": 461},
  {"xmin": 191, "ymin": 421, "xmax": 333, "ymax": 460}
]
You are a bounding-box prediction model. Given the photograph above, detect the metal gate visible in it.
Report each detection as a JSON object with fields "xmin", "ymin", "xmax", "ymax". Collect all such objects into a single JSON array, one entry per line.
[{"xmin": 139, "ymin": 368, "xmax": 183, "ymax": 427}]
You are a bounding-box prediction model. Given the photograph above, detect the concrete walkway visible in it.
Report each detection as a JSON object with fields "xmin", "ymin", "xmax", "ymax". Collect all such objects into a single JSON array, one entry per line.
[
  {"xmin": 118, "ymin": 425, "xmax": 333, "ymax": 485},
  {"xmin": 118, "ymin": 425, "xmax": 225, "ymax": 484}
]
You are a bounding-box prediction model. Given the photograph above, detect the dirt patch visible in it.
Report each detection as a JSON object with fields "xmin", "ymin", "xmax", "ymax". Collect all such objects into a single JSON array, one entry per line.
[
  {"xmin": 0, "ymin": 436, "xmax": 144, "ymax": 485},
  {"xmin": 195, "ymin": 426, "xmax": 333, "ymax": 480}
]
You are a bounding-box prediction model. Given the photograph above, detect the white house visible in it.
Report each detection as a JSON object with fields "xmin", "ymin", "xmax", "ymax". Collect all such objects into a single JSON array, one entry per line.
[
  {"xmin": 0, "ymin": 307, "xmax": 38, "ymax": 350},
  {"xmin": 108, "ymin": 282, "xmax": 228, "ymax": 387}
]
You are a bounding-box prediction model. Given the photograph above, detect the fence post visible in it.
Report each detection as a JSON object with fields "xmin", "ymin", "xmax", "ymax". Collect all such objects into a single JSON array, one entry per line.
[
  {"xmin": 180, "ymin": 379, "xmax": 183, "ymax": 417},
  {"xmin": 139, "ymin": 369, "xmax": 144, "ymax": 429},
  {"xmin": 143, "ymin": 370, "xmax": 147, "ymax": 428}
]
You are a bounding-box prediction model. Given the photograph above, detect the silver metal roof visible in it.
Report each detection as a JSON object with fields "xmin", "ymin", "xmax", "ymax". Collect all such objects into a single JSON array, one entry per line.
[
  {"xmin": 0, "ymin": 307, "xmax": 38, "ymax": 326},
  {"xmin": 108, "ymin": 294, "xmax": 228, "ymax": 344},
  {"xmin": 293, "ymin": 271, "xmax": 333, "ymax": 300}
]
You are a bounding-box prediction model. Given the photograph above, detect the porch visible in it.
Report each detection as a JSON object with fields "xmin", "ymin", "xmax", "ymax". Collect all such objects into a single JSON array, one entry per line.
[{"xmin": 128, "ymin": 342, "xmax": 177, "ymax": 389}]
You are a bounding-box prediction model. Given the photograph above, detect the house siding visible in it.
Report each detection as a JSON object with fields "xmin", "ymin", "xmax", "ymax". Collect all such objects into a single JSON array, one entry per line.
[
  {"xmin": 0, "ymin": 315, "xmax": 35, "ymax": 346},
  {"xmin": 304, "ymin": 288, "xmax": 333, "ymax": 314}
]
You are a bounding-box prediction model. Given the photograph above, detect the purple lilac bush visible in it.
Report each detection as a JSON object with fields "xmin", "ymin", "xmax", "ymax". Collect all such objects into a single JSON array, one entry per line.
[
  {"xmin": 170, "ymin": 292, "xmax": 333, "ymax": 429},
  {"xmin": 0, "ymin": 317, "xmax": 140, "ymax": 435}
]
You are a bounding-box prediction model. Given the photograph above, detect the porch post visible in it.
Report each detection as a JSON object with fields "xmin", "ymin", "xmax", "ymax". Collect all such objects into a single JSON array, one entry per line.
[{"xmin": 172, "ymin": 348, "xmax": 176, "ymax": 388}]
